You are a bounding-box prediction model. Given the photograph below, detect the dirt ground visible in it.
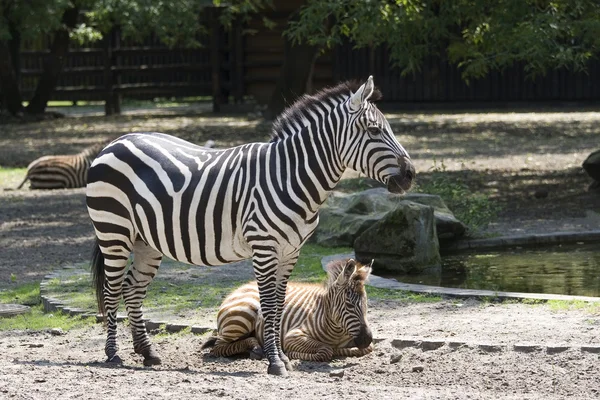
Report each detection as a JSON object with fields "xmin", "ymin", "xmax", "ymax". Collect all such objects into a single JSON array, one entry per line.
[{"xmin": 1, "ymin": 106, "xmax": 600, "ymax": 399}]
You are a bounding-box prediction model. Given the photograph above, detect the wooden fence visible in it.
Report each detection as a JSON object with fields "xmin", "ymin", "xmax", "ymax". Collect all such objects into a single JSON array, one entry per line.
[
  {"xmin": 19, "ymin": 8, "xmax": 238, "ymax": 113},
  {"xmin": 14, "ymin": 13, "xmax": 600, "ymax": 112}
]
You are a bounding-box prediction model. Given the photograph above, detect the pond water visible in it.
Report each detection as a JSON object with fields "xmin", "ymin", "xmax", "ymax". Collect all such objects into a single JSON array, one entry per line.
[{"xmin": 382, "ymin": 243, "xmax": 600, "ymax": 297}]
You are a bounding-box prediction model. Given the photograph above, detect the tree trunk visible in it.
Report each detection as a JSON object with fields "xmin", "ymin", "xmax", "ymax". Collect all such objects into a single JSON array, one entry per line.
[
  {"xmin": 265, "ymin": 34, "xmax": 320, "ymax": 120},
  {"xmin": 26, "ymin": 6, "xmax": 79, "ymax": 115},
  {"xmin": 0, "ymin": 40, "xmax": 24, "ymax": 115}
]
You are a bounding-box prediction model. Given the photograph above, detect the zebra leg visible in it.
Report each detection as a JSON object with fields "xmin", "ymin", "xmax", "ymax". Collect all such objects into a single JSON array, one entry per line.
[
  {"xmin": 333, "ymin": 344, "xmax": 374, "ymax": 358},
  {"xmin": 123, "ymin": 240, "xmax": 163, "ymax": 366},
  {"xmin": 97, "ymin": 246, "xmax": 130, "ymax": 364},
  {"xmin": 283, "ymin": 329, "xmax": 334, "ymax": 362},
  {"xmin": 210, "ymin": 337, "xmax": 263, "ymax": 358},
  {"xmin": 274, "ymin": 259, "xmax": 297, "ymax": 371},
  {"xmin": 252, "ymin": 249, "xmax": 288, "ymax": 376}
]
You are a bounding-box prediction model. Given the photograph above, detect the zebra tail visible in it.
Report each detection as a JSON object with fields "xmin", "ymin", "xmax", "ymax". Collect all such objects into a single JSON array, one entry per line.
[
  {"xmin": 90, "ymin": 240, "xmax": 107, "ymax": 323},
  {"xmin": 16, "ymin": 174, "xmax": 29, "ymax": 189},
  {"xmin": 201, "ymin": 335, "xmax": 218, "ymax": 350}
]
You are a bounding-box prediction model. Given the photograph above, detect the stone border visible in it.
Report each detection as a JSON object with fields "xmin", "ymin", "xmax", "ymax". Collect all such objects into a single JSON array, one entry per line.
[
  {"xmin": 389, "ymin": 338, "xmax": 600, "ymax": 355},
  {"xmin": 38, "ymin": 262, "xmax": 600, "ymax": 355},
  {"xmin": 440, "ymin": 230, "xmax": 600, "ymax": 253},
  {"xmin": 39, "ymin": 267, "xmax": 213, "ymax": 335}
]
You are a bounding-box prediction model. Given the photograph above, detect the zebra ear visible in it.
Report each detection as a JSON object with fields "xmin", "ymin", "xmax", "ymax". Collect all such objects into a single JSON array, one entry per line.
[
  {"xmin": 348, "ymin": 76, "xmax": 375, "ymax": 112},
  {"xmin": 336, "ymin": 259, "xmax": 357, "ymax": 284}
]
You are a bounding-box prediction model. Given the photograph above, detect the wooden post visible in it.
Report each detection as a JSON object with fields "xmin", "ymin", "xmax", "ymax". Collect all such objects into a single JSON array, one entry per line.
[
  {"xmin": 103, "ymin": 29, "xmax": 114, "ymax": 115},
  {"xmin": 112, "ymin": 27, "xmax": 122, "ymax": 114},
  {"xmin": 210, "ymin": 8, "xmax": 221, "ymax": 113},
  {"xmin": 232, "ymin": 16, "xmax": 244, "ymax": 104}
]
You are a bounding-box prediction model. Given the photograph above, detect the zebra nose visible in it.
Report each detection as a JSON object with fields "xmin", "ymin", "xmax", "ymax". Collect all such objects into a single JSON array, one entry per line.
[
  {"xmin": 387, "ymin": 156, "xmax": 415, "ymax": 194},
  {"xmin": 354, "ymin": 325, "xmax": 373, "ymax": 349}
]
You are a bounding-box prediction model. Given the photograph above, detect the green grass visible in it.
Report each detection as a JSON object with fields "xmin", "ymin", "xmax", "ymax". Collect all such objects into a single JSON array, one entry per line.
[
  {"xmin": 0, "ymin": 282, "xmax": 40, "ymax": 306},
  {"xmin": 0, "ymin": 305, "xmax": 96, "ymax": 331},
  {"xmin": 0, "ymin": 166, "xmax": 27, "ymax": 189},
  {"xmin": 366, "ymin": 286, "xmax": 442, "ymax": 302},
  {"xmin": 0, "ymin": 283, "xmax": 96, "ymax": 331}
]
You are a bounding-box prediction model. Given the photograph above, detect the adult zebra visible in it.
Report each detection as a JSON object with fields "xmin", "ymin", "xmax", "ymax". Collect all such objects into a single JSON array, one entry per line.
[
  {"xmin": 86, "ymin": 76, "xmax": 414, "ymax": 376},
  {"xmin": 203, "ymin": 258, "xmax": 374, "ymax": 362},
  {"xmin": 17, "ymin": 143, "xmax": 105, "ymax": 189}
]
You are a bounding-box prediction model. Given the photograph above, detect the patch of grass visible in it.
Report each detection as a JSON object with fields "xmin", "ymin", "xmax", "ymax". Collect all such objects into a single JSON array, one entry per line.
[
  {"xmin": 546, "ymin": 299, "xmax": 600, "ymax": 313},
  {"xmin": 366, "ymin": 287, "xmax": 442, "ymax": 303},
  {"xmin": 292, "ymin": 244, "xmax": 353, "ymax": 282},
  {"xmin": 0, "ymin": 282, "xmax": 40, "ymax": 306},
  {"xmin": 414, "ymin": 160, "xmax": 500, "ymax": 233},
  {"xmin": 0, "ymin": 305, "xmax": 96, "ymax": 331},
  {"xmin": 0, "ymin": 166, "xmax": 27, "ymax": 189}
]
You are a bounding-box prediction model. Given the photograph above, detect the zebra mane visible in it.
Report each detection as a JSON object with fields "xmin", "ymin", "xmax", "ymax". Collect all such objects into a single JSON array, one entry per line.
[
  {"xmin": 270, "ymin": 80, "xmax": 383, "ymax": 142},
  {"xmin": 325, "ymin": 258, "xmax": 369, "ymax": 289}
]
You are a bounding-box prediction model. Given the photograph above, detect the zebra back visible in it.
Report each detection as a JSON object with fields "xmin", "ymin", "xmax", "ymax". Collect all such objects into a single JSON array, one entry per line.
[{"xmin": 17, "ymin": 143, "xmax": 105, "ymax": 189}]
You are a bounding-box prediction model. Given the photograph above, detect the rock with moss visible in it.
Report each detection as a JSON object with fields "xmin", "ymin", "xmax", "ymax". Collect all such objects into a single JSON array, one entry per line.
[
  {"xmin": 313, "ymin": 188, "xmax": 465, "ymax": 247},
  {"xmin": 354, "ymin": 201, "xmax": 441, "ymax": 274}
]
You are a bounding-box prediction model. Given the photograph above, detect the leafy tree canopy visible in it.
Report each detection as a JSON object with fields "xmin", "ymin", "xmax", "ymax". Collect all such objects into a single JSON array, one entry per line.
[{"xmin": 285, "ymin": 0, "xmax": 600, "ymax": 80}]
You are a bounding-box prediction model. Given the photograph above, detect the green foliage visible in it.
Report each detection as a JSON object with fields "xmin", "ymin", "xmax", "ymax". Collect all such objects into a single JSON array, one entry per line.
[
  {"xmin": 0, "ymin": 0, "xmax": 72, "ymax": 41},
  {"xmin": 286, "ymin": 0, "xmax": 600, "ymax": 80},
  {"xmin": 415, "ymin": 160, "xmax": 499, "ymax": 233}
]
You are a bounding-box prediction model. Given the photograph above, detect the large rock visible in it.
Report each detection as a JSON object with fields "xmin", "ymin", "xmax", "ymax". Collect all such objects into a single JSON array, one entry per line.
[
  {"xmin": 354, "ymin": 201, "xmax": 441, "ymax": 274},
  {"xmin": 313, "ymin": 188, "xmax": 465, "ymax": 247},
  {"xmin": 583, "ymin": 149, "xmax": 600, "ymax": 182}
]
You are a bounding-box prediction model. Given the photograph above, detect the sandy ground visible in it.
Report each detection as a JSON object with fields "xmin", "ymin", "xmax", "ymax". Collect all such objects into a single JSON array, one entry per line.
[{"xmin": 1, "ymin": 108, "xmax": 600, "ymax": 399}]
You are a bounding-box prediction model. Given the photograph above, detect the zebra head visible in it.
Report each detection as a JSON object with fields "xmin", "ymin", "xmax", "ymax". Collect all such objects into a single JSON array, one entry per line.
[
  {"xmin": 342, "ymin": 76, "xmax": 415, "ymax": 194},
  {"xmin": 327, "ymin": 258, "xmax": 373, "ymax": 349}
]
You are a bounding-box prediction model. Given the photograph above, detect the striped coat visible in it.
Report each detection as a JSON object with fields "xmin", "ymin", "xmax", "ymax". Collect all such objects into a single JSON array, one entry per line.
[
  {"xmin": 202, "ymin": 259, "xmax": 373, "ymax": 362},
  {"xmin": 86, "ymin": 76, "xmax": 414, "ymax": 375},
  {"xmin": 17, "ymin": 143, "xmax": 105, "ymax": 189}
]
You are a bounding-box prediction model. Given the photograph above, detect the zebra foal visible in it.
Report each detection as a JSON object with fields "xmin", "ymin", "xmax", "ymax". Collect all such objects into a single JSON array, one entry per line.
[
  {"xmin": 17, "ymin": 143, "xmax": 105, "ymax": 189},
  {"xmin": 87, "ymin": 76, "xmax": 414, "ymax": 376},
  {"xmin": 202, "ymin": 258, "xmax": 374, "ymax": 362}
]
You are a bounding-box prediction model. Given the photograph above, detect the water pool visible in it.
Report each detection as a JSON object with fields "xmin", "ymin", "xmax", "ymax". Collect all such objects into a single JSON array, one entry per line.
[{"xmin": 382, "ymin": 243, "xmax": 600, "ymax": 297}]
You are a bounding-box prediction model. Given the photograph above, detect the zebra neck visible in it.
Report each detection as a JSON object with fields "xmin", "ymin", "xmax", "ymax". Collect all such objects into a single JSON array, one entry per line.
[{"xmin": 274, "ymin": 122, "xmax": 345, "ymax": 208}]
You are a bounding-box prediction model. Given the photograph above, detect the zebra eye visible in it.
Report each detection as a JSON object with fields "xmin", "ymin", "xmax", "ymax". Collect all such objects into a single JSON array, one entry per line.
[{"xmin": 367, "ymin": 126, "xmax": 381, "ymax": 135}]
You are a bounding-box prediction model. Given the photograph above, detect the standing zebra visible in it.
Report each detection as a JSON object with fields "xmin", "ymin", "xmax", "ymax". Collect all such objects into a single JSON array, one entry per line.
[
  {"xmin": 17, "ymin": 143, "xmax": 105, "ymax": 189},
  {"xmin": 87, "ymin": 76, "xmax": 414, "ymax": 376},
  {"xmin": 202, "ymin": 258, "xmax": 374, "ymax": 362}
]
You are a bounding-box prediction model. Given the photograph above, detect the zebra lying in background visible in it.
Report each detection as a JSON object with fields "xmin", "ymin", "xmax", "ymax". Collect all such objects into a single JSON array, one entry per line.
[
  {"xmin": 17, "ymin": 143, "xmax": 105, "ymax": 189},
  {"xmin": 202, "ymin": 258, "xmax": 374, "ymax": 362}
]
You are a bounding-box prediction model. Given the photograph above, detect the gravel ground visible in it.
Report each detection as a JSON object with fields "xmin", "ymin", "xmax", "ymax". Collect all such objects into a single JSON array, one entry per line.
[{"xmin": 1, "ymin": 107, "xmax": 600, "ymax": 399}]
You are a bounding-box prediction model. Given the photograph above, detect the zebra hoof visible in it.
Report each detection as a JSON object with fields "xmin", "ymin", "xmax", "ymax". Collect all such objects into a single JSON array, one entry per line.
[
  {"xmin": 141, "ymin": 347, "xmax": 162, "ymax": 367},
  {"xmin": 106, "ymin": 355, "xmax": 123, "ymax": 364},
  {"xmin": 279, "ymin": 353, "xmax": 293, "ymax": 371},
  {"xmin": 249, "ymin": 346, "xmax": 264, "ymax": 360},
  {"xmin": 267, "ymin": 362, "xmax": 289, "ymax": 377}
]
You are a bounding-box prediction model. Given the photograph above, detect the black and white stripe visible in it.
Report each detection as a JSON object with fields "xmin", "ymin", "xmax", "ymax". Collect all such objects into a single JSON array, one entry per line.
[
  {"xmin": 202, "ymin": 258, "xmax": 373, "ymax": 362},
  {"xmin": 86, "ymin": 76, "xmax": 414, "ymax": 376},
  {"xmin": 17, "ymin": 143, "xmax": 105, "ymax": 189}
]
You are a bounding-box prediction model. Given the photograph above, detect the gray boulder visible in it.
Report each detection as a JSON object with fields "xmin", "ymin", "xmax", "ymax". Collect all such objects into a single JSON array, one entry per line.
[
  {"xmin": 354, "ymin": 201, "xmax": 441, "ymax": 274},
  {"xmin": 313, "ymin": 188, "xmax": 465, "ymax": 247},
  {"xmin": 583, "ymin": 149, "xmax": 600, "ymax": 183}
]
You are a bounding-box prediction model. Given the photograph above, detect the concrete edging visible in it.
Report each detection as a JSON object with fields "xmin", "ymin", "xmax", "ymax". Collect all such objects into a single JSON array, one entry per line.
[{"xmin": 440, "ymin": 230, "xmax": 600, "ymax": 253}]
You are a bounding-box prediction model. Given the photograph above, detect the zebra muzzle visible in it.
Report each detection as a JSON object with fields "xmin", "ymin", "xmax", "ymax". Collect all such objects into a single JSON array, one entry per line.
[
  {"xmin": 387, "ymin": 156, "xmax": 415, "ymax": 194},
  {"xmin": 353, "ymin": 325, "xmax": 373, "ymax": 349}
]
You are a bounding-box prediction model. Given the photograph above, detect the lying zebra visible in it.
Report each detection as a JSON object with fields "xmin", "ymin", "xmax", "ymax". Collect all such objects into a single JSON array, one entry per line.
[
  {"xmin": 17, "ymin": 143, "xmax": 105, "ymax": 190},
  {"xmin": 202, "ymin": 258, "xmax": 374, "ymax": 362}
]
